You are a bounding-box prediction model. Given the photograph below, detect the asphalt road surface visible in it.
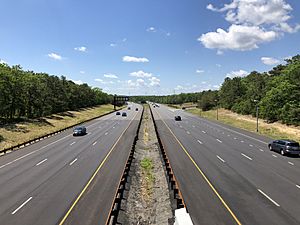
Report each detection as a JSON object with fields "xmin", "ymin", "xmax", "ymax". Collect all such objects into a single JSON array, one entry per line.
[
  {"xmin": 150, "ymin": 103, "xmax": 300, "ymax": 225},
  {"xmin": 0, "ymin": 103, "xmax": 142, "ymax": 225}
]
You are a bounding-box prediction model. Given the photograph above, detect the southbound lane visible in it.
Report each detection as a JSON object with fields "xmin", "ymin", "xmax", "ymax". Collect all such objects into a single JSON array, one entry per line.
[{"xmin": 151, "ymin": 104, "xmax": 300, "ymax": 225}]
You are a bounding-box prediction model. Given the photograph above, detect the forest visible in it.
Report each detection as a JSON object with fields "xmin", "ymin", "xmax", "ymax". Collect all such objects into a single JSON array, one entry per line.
[
  {"xmin": 0, "ymin": 63, "xmax": 112, "ymax": 120},
  {"xmin": 131, "ymin": 55, "xmax": 300, "ymax": 126}
]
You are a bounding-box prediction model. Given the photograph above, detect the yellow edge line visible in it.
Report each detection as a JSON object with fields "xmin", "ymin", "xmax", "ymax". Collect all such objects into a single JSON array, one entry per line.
[
  {"xmin": 59, "ymin": 111, "xmax": 139, "ymax": 225},
  {"xmin": 155, "ymin": 109, "xmax": 242, "ymax": 225}
]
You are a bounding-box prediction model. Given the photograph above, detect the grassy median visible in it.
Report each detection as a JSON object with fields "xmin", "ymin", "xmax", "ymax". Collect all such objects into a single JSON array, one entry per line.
[
  {"xmin": 186, "ymin": 108, "xmax": 300, "ymax": 143},
  {"xmin": 0, "ymin": 104, "xmax": 119, "ymax": 151}
]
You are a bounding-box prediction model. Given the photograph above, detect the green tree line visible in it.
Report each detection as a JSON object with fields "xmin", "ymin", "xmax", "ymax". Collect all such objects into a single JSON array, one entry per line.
[
  {"xmin": 131, "ymin": 54, "xmax": 300, "ymax": 126},
  {"xmin": 0, "ymin": 63, "xmax": 112, "ymax": 120}
]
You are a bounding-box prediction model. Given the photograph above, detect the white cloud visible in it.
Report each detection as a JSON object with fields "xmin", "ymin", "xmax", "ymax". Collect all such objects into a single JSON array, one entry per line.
[
  {"xmin": 72, "ymin": 80, "xmax": 83, "ymax": 85},
  {"xmin": 261, "ymin": 57, "xmax": 280, "ymax": 65},
  {"xmin": 149, "ymin": 76, "xmax": 160, "ymax": 86},
  {"xmin": 216, "ymin": 64, "xmax": 221, "ymax": 67},
  {"xmin": 95, "ymin": 78, "xmax": 103, "ymax": 82},
  {"xmin": 74, "ymin": 46, "xmax": 87, "ymax": 52},
  {"xmin": 175, "ymin": 85, "xmax": 184, "ymax": 91},
  {"xmin": 110, "ymin": 43, "xmax": 117, "ymax": 47},
  {"xmin": 196, "ymin": 69, "xmax": 204, "ymax": 73},
  {"xmin": 104, "ymin": 73, "xmax": 118, "ymax": 79},
  {"xmin": 48, "ymin": 53, "xmax": 63, "ymax": 60},
  {"xmin": 95, "ymin": 78, "xmax": 114, "ymax": 84},
  {"xmin": 127, "ymin": 79, "xmax": 145, "ymax": 87},
  {"xmin": 122, "ymin": 56, "xmax": 149, "ymax": 63},
  {"xmin": 226, "ymin": 70, "xmax": 249, "ymax": 78},
  {"xmin": 80, "ymin": 71, "xmax": 85, "ymax": 74},
  {"xmin": 130, "ymin": 70, "xmax": 152, "ymax": 78},
  {"xmin": 147, "ymin": 27, "xmax": 156, "ymax": 32},
  {"xmin": 202, "ymin": 0, "xmax": 299, "ymax": 52},
  {"xmin": 199, "ymin": 24, "xmax": 277, "ymax": 51},
  {"xmin": 0, "ymin": 59, "xmax": 7, "ymax": 64}
]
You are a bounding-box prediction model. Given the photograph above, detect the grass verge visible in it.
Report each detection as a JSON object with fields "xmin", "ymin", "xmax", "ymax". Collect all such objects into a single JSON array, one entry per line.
[
  {"xmin": 140, "ymin": 157, "xmax": 154, "ymax": 201},
  {"xmin": 0, "ymin": 104, "xmax": 119, "ymax": 151},
  {"xmin": 187, "ymin": 108, "xmax": 300, "ymax": 143}
]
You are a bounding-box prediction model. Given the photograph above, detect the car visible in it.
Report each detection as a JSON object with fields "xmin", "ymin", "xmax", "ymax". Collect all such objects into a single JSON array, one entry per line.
[
  {"xmin": 73, "ymin": 126, "xmax": 87, "ymax": 136},
  {"xmin": 135, "ymin": 108, "xmax": 138, "ymax": 111},
  {"xmin": 268, "ymin": 139, "xmax": 300, "ymax": 156},
  {"xmin": 175, "ymin": 116, "xmax": 181, "ymax": 121},
  {"xmin": 122, "ymin": 112, "xmax": 127, "ymax": 117},
  {"xmin": 116, "ymin": 111, "xmax": 121, "ymax": 115}
]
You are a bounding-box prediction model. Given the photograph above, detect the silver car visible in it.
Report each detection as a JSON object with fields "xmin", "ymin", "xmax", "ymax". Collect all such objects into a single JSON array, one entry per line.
[{"xmin": 268, "ymin": 139, "xmax": 300, "ymax": 156}]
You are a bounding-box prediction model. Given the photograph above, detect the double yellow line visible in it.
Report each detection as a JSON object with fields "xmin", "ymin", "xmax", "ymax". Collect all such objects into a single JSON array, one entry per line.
[
  {"xmin": 59, "ymin": 110, "xmax": 140, "ymax": 225},
  {"xmin": 155, "ymin": 109, "xmax": 242, "ymax": 225}
]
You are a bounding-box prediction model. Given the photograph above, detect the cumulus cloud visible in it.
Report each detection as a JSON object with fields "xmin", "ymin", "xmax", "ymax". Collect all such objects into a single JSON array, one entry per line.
[
  {"xmin": 127, "ymin": 79, "xmax": 146, "ymax": 87},
  {"xmin": 261, "ymin": 57, "xmax": 280, "ymax": 65},
  {"xmin": 122, "ymin": 56, "xmax": 149, "ymax": 63},
  {"xmin": 201, "ymin": 0, "xmax": 299, "ymax": 52},
  {"xmin": 149, "ymin": 76, "xmax": 160, "ymax": 86},
  {"xmin": 48, "ymin": 53, "xmax": 63, "ymax": 60},
  {"xmin": 199, "ymin": 24, "xmax": 277, "ymax": 51},
  {"xmin": 196, "ymin": 69, "xmax": 204, "ymax": 73},
  {"xmin": 95, "ymin": 78, "xmax": 114, "ymax": 84},
  {"xmin": 110, "ymin": 43, "xmax": 117, "ymax": 47},
  {"xmin": 74, "ymin": 46, "xmax": 87, "ymax": 52},
  {"xmin": 0, "ymin": 59, "xmax": 7, "ymax": 64},
  {"xmin": 80, "ymin": 71, "xmax": 85, "ymax": 74},
  {"xmin": 130, "ymin": 70, "xmax": 152, "ymax": 78},
  {"xmin": 104, "ymin": 73, "xmax": 118, "ymax": 79},
  {"xmin": 226, "ymin": 70, "xmax": 249, "ymax": 78},
  {"xmin": 147, "ymin": 27, "xmax": 156, "ymax": 32},
  {"xmin": 72, "ymin": 80, "xmax": 83, "ymax": 85}
]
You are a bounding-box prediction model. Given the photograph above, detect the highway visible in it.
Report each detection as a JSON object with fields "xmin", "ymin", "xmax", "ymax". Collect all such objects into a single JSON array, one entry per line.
[
  {"xmin": 0, "ymin": 103, "xmax": 142, "ymax": 225},
  {"xmin": 150, "ymin": 104, "xmax": 300, "ymax": 225}
]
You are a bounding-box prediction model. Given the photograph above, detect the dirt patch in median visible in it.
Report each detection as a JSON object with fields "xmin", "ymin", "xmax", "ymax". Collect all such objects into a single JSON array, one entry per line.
[{"xmin": 119, "ymin": 105, "xmax": 173, "ymax": 224}]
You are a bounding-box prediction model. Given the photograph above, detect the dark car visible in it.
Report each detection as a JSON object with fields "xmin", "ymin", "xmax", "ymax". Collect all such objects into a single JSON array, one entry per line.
[
  {"xmin": 135, "ymin": 108, "xmax": 138, "ymax": 111},
  {"xmin": 73, "ymin": 126, "xmax": 87, "ymax": 136},
  {"xmin": 175, "ymin": 116, "xmax": 181, "ymax": 121},
  {"xmin": 122, "ymin": 112, "xmax": 127, "ymax": 117},
  {"xmin": 268, "ymin": 139, "xmax": 300, "ymax": 156},
  {"xmin": 116, "ymin": 111, "xmax": 121, "ymax": 115}
]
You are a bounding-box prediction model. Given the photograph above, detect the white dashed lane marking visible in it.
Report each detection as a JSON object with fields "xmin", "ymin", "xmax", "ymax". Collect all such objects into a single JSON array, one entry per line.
[
  {"xmin": 241, "ymin": 153, "xmax": 253, "ymax": 161},
  {"xmin": 69, "ymin": 158, "xmax": 78, "ymax": 166},
  {"xmin": 288, "ymin": 162, "xmax": 294, "ymax": 165},
  {"xmin": 70, "ymin": 142, "xmax": 76, "ymax": 146},
  {"xmin": 36, "ymin": 159, "xmax": 47, "ymax": 166},
  {"xmin": 92, "ymin": 141, "xmax": 97, "ymax": 146},
  {"xmin": 216, "ymin": 139, "xmax": 222, "ymax": 143},
  {"xmin": 217, "ymin": 155, "xmax": 225, "ymax": 163},
  {"xmin": 11, "ymin": 197, "xmax": 33, "ymax": 215},
  {"xmin": 197, "ymin": 140, "xmax": 203, "ymax": 144},
  {"xmin": 258, "ymin": 189, "xmax": 280, "ymax": 207},
  {"xmin": 272, "ymin": 155, "xmax": 278, "ymax": 158}
]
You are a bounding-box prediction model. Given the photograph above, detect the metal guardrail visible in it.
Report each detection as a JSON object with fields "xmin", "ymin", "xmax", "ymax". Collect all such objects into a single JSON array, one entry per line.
[
  {"xmin": 0, "ymin": 110, "xmax": 116, "ymax": 156},
  {"xmin": 106, "ymin": 106, "xmax": 144, "ymax": 225}
]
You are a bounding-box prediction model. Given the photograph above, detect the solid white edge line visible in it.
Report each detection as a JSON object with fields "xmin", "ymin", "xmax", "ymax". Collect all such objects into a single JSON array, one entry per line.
[
  {"xmin": 11, "ymin": 197, "xmax": 33, "ymax": 215},
  {"xmin": 258, "ymin": 189, "xmax": 280, "ymax": 207},
  {"xmin": 241, "ymin": 153, "xmax": 253, "ymax": 161},
  {"xmin": 69, "ymin": 158, "xmax": 78, "ymax": 166},
  {"xmin": 197, "ymin": 140, "xmax": 203, "ymax": 144},
  {"xmin": 36, "ymin": 158, "xmax": 47, "ymax": 166},
  {"xmin": 217, "ymin": 155, "xmax": 225, "ymax": 163},
  {"xmin": 92, "ymin": 141, "xmax": 97, "ymax": 146},
  {"xmin": 288, "ymin": 162, "xmax": 294, "ymax": 165},
  {"xmin": 216, "ymin": 139, "xmax": 222, "ymax": 143}
]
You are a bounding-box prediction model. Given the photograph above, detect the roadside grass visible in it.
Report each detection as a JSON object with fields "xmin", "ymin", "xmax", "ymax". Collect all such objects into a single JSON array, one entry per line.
[
  {"xmin": 0, "ymin": 104, "xmax": 119, "ymax": 151},
  {"xmin": 187, "ymin": 108, "xmax": 300, "ymax": 143},
  {"xmin": 140, "ymin": 157, "xmax": 154, "ymax": 199}
]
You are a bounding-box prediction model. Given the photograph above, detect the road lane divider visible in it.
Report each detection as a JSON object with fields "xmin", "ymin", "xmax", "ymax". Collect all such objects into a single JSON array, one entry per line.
[
  {"xmin": 288, "ymin": 162, "xmax": 294, "ymax": 165},
  {"xmin": 216, "ymin": 139, "xmax": 222, "ymax": 143},
  {"xmin": 70, "ymin": 142, "xmax": 76, "ymax": 146},
  {"xmin": 92, "ymin": 141, "xmax": 97, "ymax": 146},
  {"xmin": 153, "ymin": 107, "xmax": 242, "ymax": 225},
  {"xmin": 241, "ymin": 153, "xmax": 253, "ymax": 161},
  {"xmin": 217, "ymin": 155, "xmax": 226, "ymax": 163},
  {"xmin": 197, "ymin": 140, "xmax": 203, "ymax": 145},
  {"xmin": 296, "ymin": 185, "xmax": 300, "ymax": 189},
  {"xmin": 36, "ymin": 158, "xmax": 47, "ymax": 166},
  {"xmin": 258, "ymin": 189, "xmax": 280, "ymax": 207},
  {"xmin": 272, "ymin": 155, "xmax": 278, "ymax": 158},
  {"xmin": 69, "ymin": 158, "xmax": 78, "ymax": 166},
  {"xmin": 59, "ymin": 108, "xmax": 141, "ymax": 225},
  {"xmin": 11, "ymin": 197, "xmax": 33, "ymax": 215}
]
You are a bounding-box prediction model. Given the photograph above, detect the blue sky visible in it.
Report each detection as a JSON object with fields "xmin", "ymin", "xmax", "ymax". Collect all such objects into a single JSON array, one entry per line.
[{"xmin": 1, "ymin": 0, "xmax": 300, "ymax": 95}]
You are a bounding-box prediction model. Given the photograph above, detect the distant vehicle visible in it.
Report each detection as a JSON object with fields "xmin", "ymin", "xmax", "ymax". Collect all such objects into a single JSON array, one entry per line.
[
  {"xmin": 122, "ymin": 112, "xmax": 127, "ymax": 117},
  {"xmin": 268, "ymin": 140, "xmax": 300, "ymax": 156},
  {"xmin": 128, "ymin": 107, "xmax": 131, "ymax": 110},
  {"xmin": 73, "ymin": 126, "xmax": 87, "ymax": 136},
  {"xmin": 175, "ymin": 116, "xmax": 181, "ymax": 121},
  {"xmin": 135, "ymin": 108, "xmax": 138, "ymax": 111},
  {"xmin": 116, "ymin": 111, "xmax": 121, "ymax": 115},
  {"xmin": 182, "ymin": 107, "xmax": 186, "ymax": 110}
]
